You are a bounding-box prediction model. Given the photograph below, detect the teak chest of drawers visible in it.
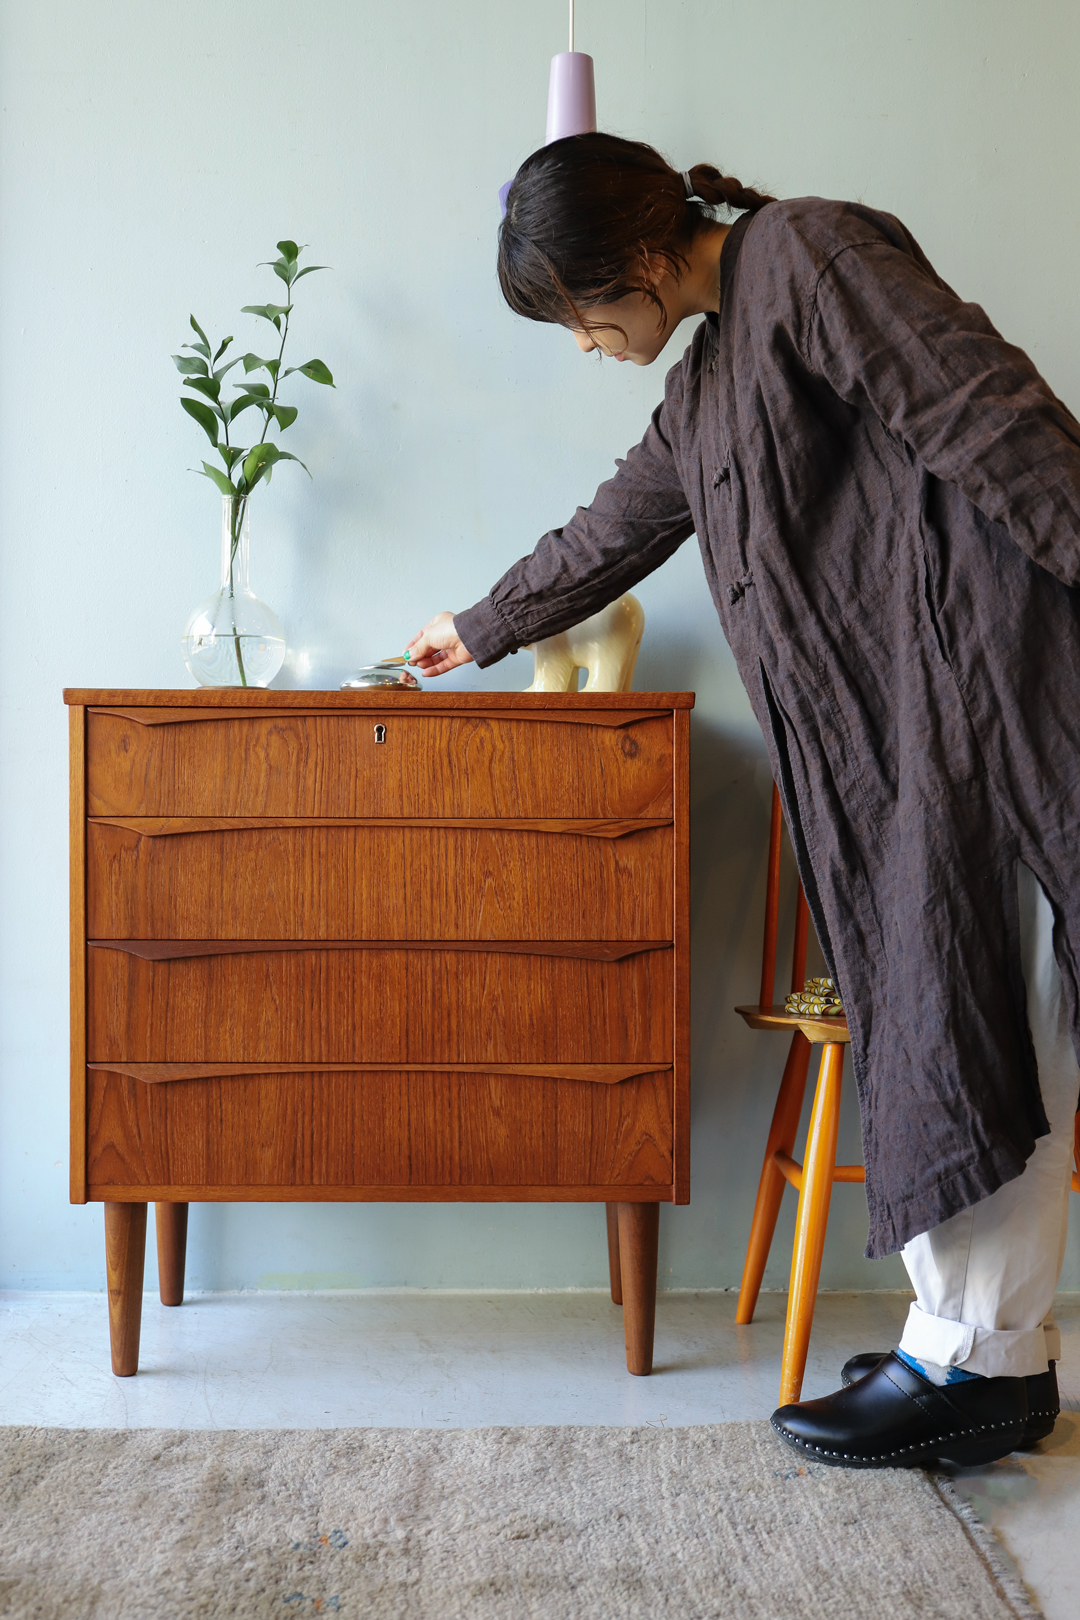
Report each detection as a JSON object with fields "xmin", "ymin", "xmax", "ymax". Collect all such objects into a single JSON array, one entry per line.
[{"xmin": 65, "ymin": 688, "xmax": 693, "ymax": 1377}]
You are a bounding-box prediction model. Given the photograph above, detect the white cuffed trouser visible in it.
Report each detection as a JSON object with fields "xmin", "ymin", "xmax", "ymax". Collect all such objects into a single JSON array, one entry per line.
[{"xmin": 898, "ymin": 864, "xmax": 1078, "ymax": 1378}]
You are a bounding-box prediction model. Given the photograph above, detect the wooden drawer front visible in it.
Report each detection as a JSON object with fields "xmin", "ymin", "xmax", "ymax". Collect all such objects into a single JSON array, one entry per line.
[
  {"xmin": 87, "ymin": 712, "xmax": 673, "ymax": 819},
  {"xmin": 86, "ymin": 1068, "xmax": 673, "ymax": 1191},
  {"xmin": 87, "ymin": 822, "xmax": 673, "ymax": 941},
  {"xmin": 87, "ymin": 944, "xmax": 673, "ymax": 1063}
]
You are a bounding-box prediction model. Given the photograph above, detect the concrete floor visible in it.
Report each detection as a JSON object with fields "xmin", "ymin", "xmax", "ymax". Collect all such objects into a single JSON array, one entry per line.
[{"xmin": 1, "ymin": 1288, "xmax": 1077, "ymax": 1618}]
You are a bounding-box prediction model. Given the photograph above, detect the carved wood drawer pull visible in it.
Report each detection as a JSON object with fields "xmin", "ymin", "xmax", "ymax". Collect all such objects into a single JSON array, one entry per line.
[
  {"xmin": 89, "ymin": 706, "xmax": 658, "ymax": 730},
  {"xmin": 87, "ymin": 1061, "xmax": 673, "ymax": 1087},
  {"xmin": 88, "ymin": 938, "xmax": 672, "ymax": 962},
  {"xmin": 90, "ymin": 816, "xmax": 672, "ymax": 840}
]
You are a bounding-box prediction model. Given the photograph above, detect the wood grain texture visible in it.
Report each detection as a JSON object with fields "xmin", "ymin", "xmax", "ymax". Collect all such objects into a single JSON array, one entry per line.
[
  {"xmin": 780, "ymin": 1042, "xmax": 846, "ymax": 1405},
  {"xmin": 86, "ymin": 821, "xmax": 673, "ymax": 941},
  {"xmin": 69, "ymin": 706, "xmax": 88, "ymax": 1204},
  {"xmin": 91, "ymin": 816, "xmax": 672, "ymax": 838},
  {"xmin": 617, "ymin": 1202, "xmax": 659, "ymax": 1375},
  {"xmin": 86, "ymin": 712, "xmax": 673, "ymax": 819},
  {"xmin": 790, "ymin": 884, "xmax": 810, "ymax": 995},
  {"xmin": 88, "ymin": 1062, "xmax": 672, "ymax": 1086},
  {"xmin": 88, "ymin": 946, "xmax": 673, "ymax": 1063},
  {"xmin": 88, "ymin": 1183, "xmax": 673, "ymax": 1203},
  {"xmin": 65, "ymin": 689, "xmax": 695, "ymax": 711},
  {"xmin": 104, "ymin": 1202, "xmax": 146, "ymax": 1375},
  {"xmin": 759, "ymin": 785, "xmax": 784, "ymax": 1011},
  {"xmin": 735, "ymin": 1004, "xmax": 852, "ymax": 1046},
  {"xmin": 672, "ymin": 710, "xmax": 692, "ymax": 1203},
  {"xmin": 87, "ymin": 1070, "xmax": 673, "ymax": 1191},
  {"xmin": 88, "ymin": 706, "xmax": 661, "ymax": 730},
  {"xmin": 735, "ymin": 1031, "xmax": 813, "ymax": 1326},
  {"xmin": 71, "ymin": 687, "xmax": 694, "ymax": 1377},
  {"xmin": 88, "ymin": 939, "xmax": 668, "ymax": 962},
  {"xmin": 154, "ymin": 1202, "xmax": 188, "ymax": 1306}
]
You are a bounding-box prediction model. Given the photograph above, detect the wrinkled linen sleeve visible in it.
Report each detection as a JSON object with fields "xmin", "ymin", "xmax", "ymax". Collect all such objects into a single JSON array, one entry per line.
[
  {"xmin": 809, "ymin": 242, "xmax": 1080, "ymax": 586},
  {"xmin": 455, "ymin": 374, "xmax": 695, "ymax": 668}
]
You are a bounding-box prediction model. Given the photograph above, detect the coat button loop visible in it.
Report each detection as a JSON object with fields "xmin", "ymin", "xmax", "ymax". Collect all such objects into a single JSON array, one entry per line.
[{"xmin": 713, "ymin": 466, "xmax": 730, "ymax": 488}]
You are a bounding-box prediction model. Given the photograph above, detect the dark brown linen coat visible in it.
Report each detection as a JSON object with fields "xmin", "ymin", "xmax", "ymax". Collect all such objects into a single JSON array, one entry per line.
[{"xmin": 456, "ymin": 199, "xmax": 1080, "ymax": 1257}]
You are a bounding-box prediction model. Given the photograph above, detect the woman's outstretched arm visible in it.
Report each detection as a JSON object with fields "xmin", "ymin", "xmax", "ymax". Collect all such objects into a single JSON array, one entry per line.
[{"xmin": 408, "ymin": 362, "xmax": 696, "ymax": 674}]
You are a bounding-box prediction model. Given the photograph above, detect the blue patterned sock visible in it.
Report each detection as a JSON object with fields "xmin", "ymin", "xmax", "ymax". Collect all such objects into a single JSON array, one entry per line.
[{"xmin": 897, "ymin": 1348, "xmax": 981, "ymax": 1384}]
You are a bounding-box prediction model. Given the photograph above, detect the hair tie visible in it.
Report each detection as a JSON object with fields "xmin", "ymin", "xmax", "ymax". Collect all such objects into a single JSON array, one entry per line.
[{"xmin": 681, "ymin": 170, "xmax": 697, "ymax": 201}]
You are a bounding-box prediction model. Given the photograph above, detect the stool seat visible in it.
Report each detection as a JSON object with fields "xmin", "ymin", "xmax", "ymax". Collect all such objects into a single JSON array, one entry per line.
[{"xmin": 735, "ymin": 1004, "xmax": 851, "ymax": 1046}]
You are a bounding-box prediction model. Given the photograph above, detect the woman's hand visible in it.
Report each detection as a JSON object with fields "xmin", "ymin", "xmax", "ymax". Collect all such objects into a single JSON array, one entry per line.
[{"xmin": 405, "ymin": 611, "xmax": 475, "ymax": 677}]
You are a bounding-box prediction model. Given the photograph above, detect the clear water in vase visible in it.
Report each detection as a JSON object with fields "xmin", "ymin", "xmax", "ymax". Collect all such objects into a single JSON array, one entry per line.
[{"xmin": 182, "ymin": 494, "xmax": 286, "ymax": 688}]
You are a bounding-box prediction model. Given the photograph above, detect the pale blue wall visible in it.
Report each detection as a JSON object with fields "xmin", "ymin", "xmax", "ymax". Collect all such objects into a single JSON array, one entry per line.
[{"xmin": 1, "ymin": 0, "xmax": 1077, "ymax": 1292}]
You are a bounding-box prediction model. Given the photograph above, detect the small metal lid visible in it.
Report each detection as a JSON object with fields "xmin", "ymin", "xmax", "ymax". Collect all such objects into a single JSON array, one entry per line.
[{"xmin": 340, "ymin": 662, "xmax": 421, "ymax": 690}]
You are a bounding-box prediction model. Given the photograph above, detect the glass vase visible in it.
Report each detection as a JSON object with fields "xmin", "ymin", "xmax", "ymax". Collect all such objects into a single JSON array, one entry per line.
[{"xmin": 182, "ymin": 494, "xmax": 286, "ymax": 687}]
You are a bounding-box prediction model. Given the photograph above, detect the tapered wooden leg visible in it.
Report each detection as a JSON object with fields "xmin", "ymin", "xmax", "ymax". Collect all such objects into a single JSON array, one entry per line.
[
  {"xmin": 736, "ymin": 1031, "xmax": 813, "ymax": 1325},
  {"xmin": 155, "ymin": 1202, "xmax": 189, "ymax": 1306},
  {"xmin": 779, "ymin": 1043, "xmax": 844, "ymax": 1406},
  {"xmin": 104, "ymin": 1202, "xmax": 147, "ymax": 1377},
  {"xmin": 605, "ymin": 1203, "xmax": 623, "ymax": 1305},
  {"xmin": 617, "ymin": 1202, "xmax": 659, "ymax": 1375}
]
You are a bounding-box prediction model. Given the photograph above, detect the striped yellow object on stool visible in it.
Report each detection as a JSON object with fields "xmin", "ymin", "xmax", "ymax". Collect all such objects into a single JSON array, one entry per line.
[{"xmin": 785, "ymin": 978, "xmax": 844, "ymax": 1018}]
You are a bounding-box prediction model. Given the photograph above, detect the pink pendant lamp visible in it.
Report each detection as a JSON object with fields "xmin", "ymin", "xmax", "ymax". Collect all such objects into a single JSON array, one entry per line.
[{"xmin": 500, "ymin": 1, "xmax": 596, "ymax": 214}]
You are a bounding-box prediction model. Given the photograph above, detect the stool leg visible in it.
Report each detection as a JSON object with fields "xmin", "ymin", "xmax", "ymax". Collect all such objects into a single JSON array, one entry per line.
[
  {"xmin": 617, "ymin": 1202, "xmax": 659, "ymax": 1375},
  {"xmin": 104, "ymin": 1202, "xmax": 147, "ymax": 1377},
  {"xmin": 736, "ymin": 1031, "xmax": 812, "ymax": 1324},
  {"xmin": 779, "ymin": 1042, "xmax": 844, "ymax": 1407},
  {"xmin": 605, "ymin": 1202, "xmax": 623, "ymax": 1305},
  {"xmin": 155, "ymin": 1202, "xmax": 189, "ymax": 1306}
]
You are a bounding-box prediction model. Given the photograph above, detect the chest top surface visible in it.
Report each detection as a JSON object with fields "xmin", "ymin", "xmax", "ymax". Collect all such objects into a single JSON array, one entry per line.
[{"xmin": 64, "ymin": 689, "xmax": 695, "ymax": 710}]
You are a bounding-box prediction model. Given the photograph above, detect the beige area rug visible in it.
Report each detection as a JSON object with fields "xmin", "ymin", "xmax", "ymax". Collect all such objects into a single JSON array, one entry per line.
[{"xmin": 0, "ymin": 1423, "xmax": 1040, "ymax": 1620}]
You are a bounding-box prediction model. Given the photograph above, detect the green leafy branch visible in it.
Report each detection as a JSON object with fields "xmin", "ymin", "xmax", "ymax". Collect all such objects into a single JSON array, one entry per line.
[
  {"xmin": 172, "ymin": 239, "xmax": 334, "ymax": 687},
  {"xmin": 172, "ymin": 239, "xmax": 334, "ymax": 502}
]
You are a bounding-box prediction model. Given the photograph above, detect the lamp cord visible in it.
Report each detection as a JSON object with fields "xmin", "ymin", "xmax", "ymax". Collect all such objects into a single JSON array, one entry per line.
[{"xmin": 569, "ymin": 0, "xmax": 574, "ymax": 52}]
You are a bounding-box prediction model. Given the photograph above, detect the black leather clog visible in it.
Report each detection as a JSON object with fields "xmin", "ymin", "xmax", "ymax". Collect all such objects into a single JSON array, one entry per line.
[
  {"xmin": 771, "ymin": 1351, "xmax": 1028, "ymax": 1468},
  {"xmin": 839, "ymin": 1351, "xmax": 1059, "ymax": 1447}
]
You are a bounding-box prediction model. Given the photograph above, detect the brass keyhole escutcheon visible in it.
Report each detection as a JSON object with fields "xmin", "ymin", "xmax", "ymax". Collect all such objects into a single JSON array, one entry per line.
[{"xmin": 374, "ymin": 724, "xmax": 387, "ymax": 744}]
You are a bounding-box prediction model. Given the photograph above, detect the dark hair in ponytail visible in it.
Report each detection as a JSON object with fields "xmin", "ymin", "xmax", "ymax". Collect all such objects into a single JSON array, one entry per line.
[{"xmin": 497, "ymin": 131, "xmax": 775, "ymax": 336}]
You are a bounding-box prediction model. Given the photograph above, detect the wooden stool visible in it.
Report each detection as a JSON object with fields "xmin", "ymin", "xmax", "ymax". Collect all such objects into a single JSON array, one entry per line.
[
  {"xmin": 734, "ymin": 784, "xmax": 863, "ymax": 1406},
  {"xmin": 735, "ymin": 787, "xmax": 1080, "ymax": 1405}
]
